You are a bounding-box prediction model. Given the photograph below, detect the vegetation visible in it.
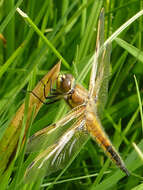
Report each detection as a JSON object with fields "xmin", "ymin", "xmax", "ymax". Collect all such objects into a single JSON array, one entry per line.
[{"xmin": 0, "ymin": 0, "xmax": 143, "ymax": 189}]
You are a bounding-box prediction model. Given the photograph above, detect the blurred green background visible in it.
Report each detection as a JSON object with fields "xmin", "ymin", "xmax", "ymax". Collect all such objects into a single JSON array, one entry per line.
[{"xmin": 0, "ymin": 0, "xmax": 143, "ymax": 189}]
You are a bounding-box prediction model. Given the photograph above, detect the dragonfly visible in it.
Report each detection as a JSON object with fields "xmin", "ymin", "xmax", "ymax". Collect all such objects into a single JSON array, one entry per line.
[{"xmin": 25, "ymin": 9, "xmax": 129, "ymax": 180}]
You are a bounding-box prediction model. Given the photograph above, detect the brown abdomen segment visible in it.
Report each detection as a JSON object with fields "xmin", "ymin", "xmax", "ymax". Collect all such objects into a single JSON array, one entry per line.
[{"xmin": 86, "ymin": 111, "xmax": 129, "ymax": 176}]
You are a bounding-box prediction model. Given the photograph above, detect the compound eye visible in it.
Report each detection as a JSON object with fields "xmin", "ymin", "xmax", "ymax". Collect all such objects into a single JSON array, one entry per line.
[
  {"xmin": 57, "ymin": 74, "xmax": 75, "ymax": 93},
  {"xmin": 56, "ymin": 74, "xmax": 66, "ymax": 92},
  {"xmin": 62, "ymin": 74, "xmax": 72, "ymax": 92}
]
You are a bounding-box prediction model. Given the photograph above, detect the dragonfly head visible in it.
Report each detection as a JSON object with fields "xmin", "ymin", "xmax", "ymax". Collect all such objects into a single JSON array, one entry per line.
[{"xmin": 57, "ymin": 74, "xmax": 75, "ymax": 93}]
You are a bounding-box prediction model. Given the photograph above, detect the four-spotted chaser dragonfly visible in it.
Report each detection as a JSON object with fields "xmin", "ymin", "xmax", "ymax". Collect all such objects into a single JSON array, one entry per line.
[{"xmin": 26, "ymin": 9, "xmax": 129, "ymax": 180}]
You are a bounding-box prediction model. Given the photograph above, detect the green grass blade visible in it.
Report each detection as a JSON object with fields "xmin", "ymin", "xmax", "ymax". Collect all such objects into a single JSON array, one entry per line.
[
  {"xmin": 134, "ymin": 75, "xmax": 143, "ymax": 133},
  {"xmin": 16, "ymin": 8, "xmax": 70, "ymax": 69}
]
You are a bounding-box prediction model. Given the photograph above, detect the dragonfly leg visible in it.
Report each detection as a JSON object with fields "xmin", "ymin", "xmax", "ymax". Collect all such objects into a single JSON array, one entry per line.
[
  {"xmin": 40, "ymin": 79, "xmax": 50, "ymax": 99},
  {"xmin": 23, "ymin": 89, "xmax": 47, "ymax": 105},
  {"xmin": 26, "ymin": 79, "xmax": 61, "ymax": 104},
  {"xmin": 40, "ymin": 79, "xmax": 63, "ymax": 98},
  {"xmin": 28, "ymin": 90, "xmax": 53, "ymax": 105},
  {"xmin": 29, "ymin": 77, "xmax": 75, "ymax": 105}
]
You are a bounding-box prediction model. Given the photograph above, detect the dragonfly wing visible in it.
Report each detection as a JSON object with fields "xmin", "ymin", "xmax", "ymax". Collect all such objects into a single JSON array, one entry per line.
[
  {"xmin": 26, "ymin": 104, "xmax": 86, "ymax": 152},
  {"xmin": 94, "ymin": 44, "xmax": 111, "ymax": 118},
  {"xmin": 25, "ymin": 116, "xmax": 89, "ymax": 182},
  {"xmin": 88, "ymin": 8, "xmax": 104, "ymax": 97},
  {"xmin": 88, "ymin": 9, "xmax": 111, "ymax": 118},
  {"xmin": 96, "ymin": 8, "xmax": 104, "ymax": 55}
]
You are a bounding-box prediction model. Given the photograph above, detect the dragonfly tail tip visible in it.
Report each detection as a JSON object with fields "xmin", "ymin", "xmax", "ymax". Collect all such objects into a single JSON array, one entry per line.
[{"xmin": 122, "ymin": 166, "xmax": 130, "ymax": 177}]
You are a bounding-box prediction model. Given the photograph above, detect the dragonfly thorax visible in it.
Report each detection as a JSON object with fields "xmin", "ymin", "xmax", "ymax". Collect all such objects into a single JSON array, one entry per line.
[{"xmin": 56, "ymin": 74, "xmax": 75, "ymax": 93}]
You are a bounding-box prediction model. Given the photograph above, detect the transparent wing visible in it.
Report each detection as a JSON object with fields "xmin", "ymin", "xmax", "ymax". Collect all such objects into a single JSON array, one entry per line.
[
  {"xmin": 26, "ymin": 104, "xmax": 86, "ymax": 152},
  {"xmin": 89, "ymin": 9, "xmax": 111, "ymax": 117},
  {"xmin": 89, "ymin": 8, "xmax": 104, "ymax": 97},
  {"xmin": 94, "ymin": 44, "xmax": 111, "ymax": 118},
  {"xmin": 25, "ymin": 116, "xmax": 89, "ymax": 182},
  {"xmin": 96, "ymin": 8, "xmax": 104, "ymax": 55}
]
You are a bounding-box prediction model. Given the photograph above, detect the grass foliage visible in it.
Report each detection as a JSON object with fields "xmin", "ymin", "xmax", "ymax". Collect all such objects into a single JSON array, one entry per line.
[{"xmin": 0, "ymin": 0, "xmax": 143, "ymax": 189}]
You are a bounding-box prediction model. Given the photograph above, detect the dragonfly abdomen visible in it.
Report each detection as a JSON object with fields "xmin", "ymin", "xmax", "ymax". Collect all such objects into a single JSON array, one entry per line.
[{"xmin": 86, "ymin": 111, "xmax": 129, "ymax": 176}]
